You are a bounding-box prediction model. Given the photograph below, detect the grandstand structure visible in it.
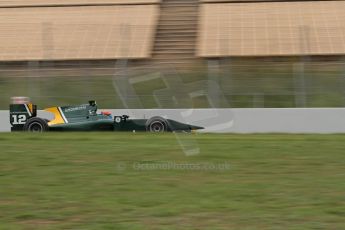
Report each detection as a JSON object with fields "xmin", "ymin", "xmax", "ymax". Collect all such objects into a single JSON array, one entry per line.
[
  {"xmin": 199, "ymin": 0, "xmax": 345, "ymax": 57},
  {"xmin": 0, "ymin": 0, "xmax": 344, "ymax": 108},
  {"xmin": 0, "ymin": 0, "xmax": 343, "ymax": 70},
  {"xmin": 0, "ymin": 0, "xmax": 160, "ymax": 61}
]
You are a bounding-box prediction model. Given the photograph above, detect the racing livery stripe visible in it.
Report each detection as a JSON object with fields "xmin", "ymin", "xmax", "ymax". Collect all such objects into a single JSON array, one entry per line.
[
  {"xmin": 27, "ymin": 104, "xmax": 34, "ymax": 114},
  {"xmin": 58, "ymin": 107, "xmax": 68, "ymax": 124},
  {"xmin": 44, "ymin": 107, "xmax": 65, "ymax": 125},
  {"xmin": 24, "ymin": 104, "xmax": 32, "ymax": 117}
]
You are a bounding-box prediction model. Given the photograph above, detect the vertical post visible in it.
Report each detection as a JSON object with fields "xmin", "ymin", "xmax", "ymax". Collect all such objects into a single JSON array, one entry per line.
[
  {"xmin": 207, "ymin": 59, "xmax": 221, "ymax": 108},
  {"xmin": 293, "ymin": 62, "xmax": 306, "ymax": 107},
  {"xmin": 294, "ymin": 26, "xmax": 310, "ymax": 107},
  {"xmin": 253, "ymin": 92, "xmax": 264, "ymax": 108},
  {"xmin": 342, "ymin": 57, "xmax": 345, "ymax": 106},
  {"xmin": 113, "ymin": 24, "xmax": 130, "ymax": 108},
  {"xmin": 221, "ymin": 57, "xmax": 233, "ymax": 107}
]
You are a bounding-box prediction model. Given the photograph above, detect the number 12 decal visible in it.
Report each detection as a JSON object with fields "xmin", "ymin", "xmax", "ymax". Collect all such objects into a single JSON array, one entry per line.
[{"xmin": 12, "ymin": 115, "xmax": 27, "ymax": 124}]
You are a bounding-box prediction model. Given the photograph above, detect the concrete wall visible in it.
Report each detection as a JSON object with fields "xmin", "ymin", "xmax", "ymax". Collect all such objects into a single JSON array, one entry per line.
[{"xmin": 3, "ymin": 108, "xmax": 345, "ymax": 133}]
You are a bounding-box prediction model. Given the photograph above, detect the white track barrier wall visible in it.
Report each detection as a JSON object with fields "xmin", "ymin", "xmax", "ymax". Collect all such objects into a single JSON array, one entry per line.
[{"xmin": 2, "ymin": 108, "xmax": 345, "ymax": 133}]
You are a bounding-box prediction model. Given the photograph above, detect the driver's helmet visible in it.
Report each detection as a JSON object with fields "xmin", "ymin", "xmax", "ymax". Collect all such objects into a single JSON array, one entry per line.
[{"xmin": 88, "ymin": 100, "xmax": 97, "ymax": 115}]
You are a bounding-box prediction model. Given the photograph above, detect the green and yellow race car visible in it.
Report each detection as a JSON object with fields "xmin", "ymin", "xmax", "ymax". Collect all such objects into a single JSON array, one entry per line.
[{"xmin": 9, "ymin": 99, "xmax": 203, "ymax": 133}]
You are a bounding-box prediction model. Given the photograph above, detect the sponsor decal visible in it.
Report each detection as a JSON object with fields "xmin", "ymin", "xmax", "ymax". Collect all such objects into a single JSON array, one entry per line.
[{"xmin": 64, "ymin": 106, "xmax": 87, "ymax": 113}]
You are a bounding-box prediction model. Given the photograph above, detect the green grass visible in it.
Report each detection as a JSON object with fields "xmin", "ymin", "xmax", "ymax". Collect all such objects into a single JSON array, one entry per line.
[{"xmin": 0, "ymin": 133, "xmax": 344, "ymax": 229}]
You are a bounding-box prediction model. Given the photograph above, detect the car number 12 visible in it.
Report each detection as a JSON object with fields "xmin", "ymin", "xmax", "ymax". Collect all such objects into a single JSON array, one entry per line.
[{"xmin": 12, "ymin": 114, "xmax": 27, "ymax": 124}]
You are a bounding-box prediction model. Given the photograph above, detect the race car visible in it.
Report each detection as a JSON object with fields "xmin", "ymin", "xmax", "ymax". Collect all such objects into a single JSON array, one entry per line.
[{"xmin": 9, "ymin": 98, "xmax": 203, "ymax": 132}]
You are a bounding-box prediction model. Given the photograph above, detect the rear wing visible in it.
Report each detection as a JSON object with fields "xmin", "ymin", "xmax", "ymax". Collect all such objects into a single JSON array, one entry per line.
[{"xmin": 9, "ymin": 102, "xmax": 37, "ymax": 131}]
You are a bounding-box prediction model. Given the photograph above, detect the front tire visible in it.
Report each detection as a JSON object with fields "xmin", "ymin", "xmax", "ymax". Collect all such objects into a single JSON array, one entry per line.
[
  {"xmin": 23, "ymin": 117, "xmax": 49, "ymax": 132},
  {"xmin": 145, "ymin": 116, "xmax": 168, "ymax": 133}
]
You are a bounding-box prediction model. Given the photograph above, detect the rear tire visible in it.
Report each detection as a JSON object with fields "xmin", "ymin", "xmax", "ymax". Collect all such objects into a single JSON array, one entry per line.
[
  {"xmin": 145, "ymin": 116, "xmax": 168, "ymax": 133},
  {"xmin": 23, "ymin": 117, "xmax": 49, "ymax": 132}
]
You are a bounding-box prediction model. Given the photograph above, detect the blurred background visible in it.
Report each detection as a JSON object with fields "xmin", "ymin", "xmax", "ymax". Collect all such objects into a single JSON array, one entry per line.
[{"xmin": 0, "ymin": 0, "xmax": 345, "ymax": 109}]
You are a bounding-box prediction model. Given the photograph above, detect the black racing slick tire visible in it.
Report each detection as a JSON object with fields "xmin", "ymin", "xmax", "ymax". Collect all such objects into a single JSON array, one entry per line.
[
  {"xmin": 23, "ymin": 117, "xmax": 49, "ymax": 132},
  {"xmin": 146, "ymin": 116, "xmax": 168, "ymax": 133}
]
